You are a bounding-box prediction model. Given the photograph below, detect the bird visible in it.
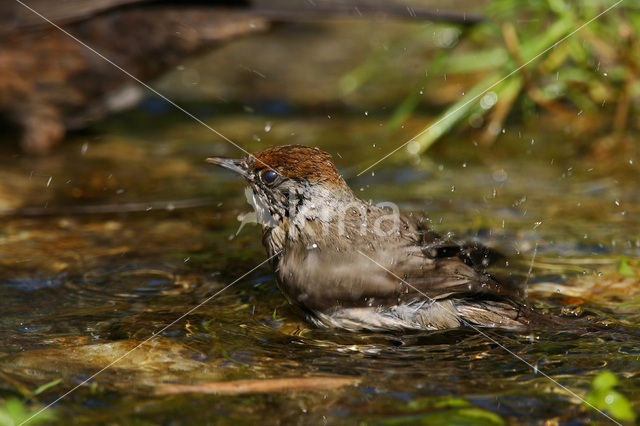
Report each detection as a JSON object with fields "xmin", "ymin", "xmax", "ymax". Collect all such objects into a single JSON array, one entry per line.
[{"xmin": 207, "ymin": 144, "xmax": 550, "ymax": 332}]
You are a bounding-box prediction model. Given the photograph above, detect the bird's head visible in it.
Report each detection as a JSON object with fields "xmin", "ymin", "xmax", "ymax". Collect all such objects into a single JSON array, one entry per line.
[{"xmin": 207, "ymin": 145, "xmax": 350, "ymax": 228}]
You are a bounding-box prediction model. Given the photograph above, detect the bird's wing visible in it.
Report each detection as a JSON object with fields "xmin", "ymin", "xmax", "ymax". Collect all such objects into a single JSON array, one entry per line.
[
  {"xmin": 409, "ymin": 227, "xmax": 524, "ymax": 299},
  {"xmin": 397, "ymin": 251, "xmax": 523, "ymax": 302},
  {"xmin": 278, "ymin": 240, "xmax": 522, "ymax": 314}
]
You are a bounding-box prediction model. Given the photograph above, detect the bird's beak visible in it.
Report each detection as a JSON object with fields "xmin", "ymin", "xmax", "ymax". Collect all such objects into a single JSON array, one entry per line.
[{"xmin": 206, "ymin": 156, "xmax": 248, "ymax": 178}]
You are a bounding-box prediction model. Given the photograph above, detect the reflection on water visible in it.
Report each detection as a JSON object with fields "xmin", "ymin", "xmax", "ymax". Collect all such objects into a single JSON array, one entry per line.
[{"xmin": 0, "ymin": 109, "xmax": 639, "ymax": 424}]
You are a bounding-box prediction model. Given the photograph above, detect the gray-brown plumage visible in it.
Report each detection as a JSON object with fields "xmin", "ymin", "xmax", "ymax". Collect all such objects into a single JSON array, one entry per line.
[{"xmin": 208, "ymin": 145, "xmax": 549, "ymax": 332}]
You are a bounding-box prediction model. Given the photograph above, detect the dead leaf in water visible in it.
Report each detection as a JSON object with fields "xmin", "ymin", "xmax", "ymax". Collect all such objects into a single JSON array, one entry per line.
[
  {"xmin": 3, "ymin": 338, "xmax": 223, "ymax": 391},
  {"xmin": 528, "ymin": 263, "xmax": 640, "ymax": 305},
  {"xmin": 156, "ymin": 376, "xmax": 360, "ymax": 395}
]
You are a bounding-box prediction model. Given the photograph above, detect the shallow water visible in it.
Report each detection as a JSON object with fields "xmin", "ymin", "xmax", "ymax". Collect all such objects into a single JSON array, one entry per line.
[{"xmin": 0, "ymin": 103, "xmax": 639, "ymax": 424}]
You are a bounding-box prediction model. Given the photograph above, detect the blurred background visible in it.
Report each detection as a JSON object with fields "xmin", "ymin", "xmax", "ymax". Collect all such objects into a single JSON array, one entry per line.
[{"xmin": 1, "ymin": 1, "xmax": 639, "ymax": 424}]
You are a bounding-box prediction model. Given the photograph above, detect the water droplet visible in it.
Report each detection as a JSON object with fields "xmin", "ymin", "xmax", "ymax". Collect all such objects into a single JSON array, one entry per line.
[
  {"xmin": 480, "ymin": 92, "xmax": 498, "ymax": 110},
  {"xmin": 492, "ymin": 169, "xmax": 508, "ymax": 182},
  {"xmin": 407, "ymin": 141, "xmax": 420, "ymax": 155}
]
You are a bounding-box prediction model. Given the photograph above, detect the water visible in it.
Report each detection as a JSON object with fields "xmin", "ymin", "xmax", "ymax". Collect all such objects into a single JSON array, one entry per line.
[{"xmin": 1, "ymin": 107, "xmax": 639, "ymax": 424}]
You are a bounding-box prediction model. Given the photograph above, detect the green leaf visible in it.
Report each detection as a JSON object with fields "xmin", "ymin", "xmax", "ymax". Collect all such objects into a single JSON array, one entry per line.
[
  {"xmin": 547, "ymin": 0, "xmax": 572, "ymax": 17},
  {"xmin": 404, "ymin": 396, "xmax": 470, "ymax": 411},
  {"xmin": 617, "ymin": 257, "xmax": 636, "ymax": 277},
  {"xmin": 379, "ymin": 406, "xmax": 506, "ymax": 426},
  {"xmin": 439, "ymin": 48, "xmax": 509, "ymax": 73},
  {"xmin": 519, "ymin": 16, "xmax": 574, "ymax": 61},
  {"xmin": 31, "ymin": 379, "xmax": 62, "ymax": 397},
  {"xmin": 585, "ymin": 371, "xmax": 637, "ymax": 422},
  {"xmin": 4, "ymin": 398, "xmax": 27, "ymax": 423},
  {"xmin": 606, "ymin": 391, "xmax": 637, "ymax": 421},
  {"xmin": 410, "ymin": 72, "xmax": 522, "ymax": 155},
  {"xmin": 432, "ymin": 397, "xmax": 472, "ymax": 409},
  {"xmin": 0, "ymin": 398, "xmax": 57, "ymax": 426},
  {"xmin": 592, "ymin": 370, "xmax": 618, "ymax": 392}
]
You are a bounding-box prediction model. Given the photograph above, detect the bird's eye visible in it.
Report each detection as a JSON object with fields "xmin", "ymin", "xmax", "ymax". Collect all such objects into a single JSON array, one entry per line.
[{"xmin": 260, "ymin": 169, "xmax": 279, "ymax": 184}]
